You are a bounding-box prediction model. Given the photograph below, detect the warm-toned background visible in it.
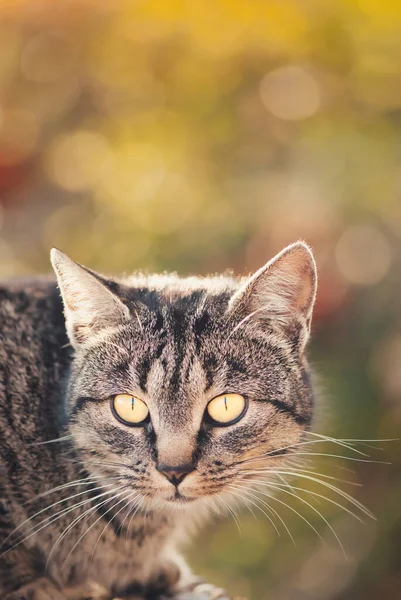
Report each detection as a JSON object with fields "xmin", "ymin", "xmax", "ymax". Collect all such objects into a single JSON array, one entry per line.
[{"xmin": 0, "ymin": 1, "xmax": 400, "ymax": 599}]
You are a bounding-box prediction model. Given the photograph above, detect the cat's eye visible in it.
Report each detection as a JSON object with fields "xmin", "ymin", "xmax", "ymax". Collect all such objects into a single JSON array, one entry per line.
[
  {"xmin": 111, "ymin": 394, "xmax": 150, "ymax": 426},
  {"xmin": 206, "ymin": 393, "xmax": 247, "ymax": 426}
]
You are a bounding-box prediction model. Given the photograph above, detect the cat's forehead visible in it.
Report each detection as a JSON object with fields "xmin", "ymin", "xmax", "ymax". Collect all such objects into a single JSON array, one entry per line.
[
  {"xmin": 74, "ymin": 263, "xmax": 305, "ymax": 412},
  {"xmin": 95, "ymin": 301, "xmax": 291, "ymax": 402},
  {"xmin": 118, "ymin": 273, "xmax": 239, "ymax": 324}
]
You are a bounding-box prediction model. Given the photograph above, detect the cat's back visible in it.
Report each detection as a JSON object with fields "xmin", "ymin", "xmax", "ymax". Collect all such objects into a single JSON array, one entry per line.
[
  {"xmin": 0, "ymin": 276, "xmax": 71, "ymax": 440},
  {"xmin": 0, "ymin": 275, "xmax": 68, "ymax": 356}
]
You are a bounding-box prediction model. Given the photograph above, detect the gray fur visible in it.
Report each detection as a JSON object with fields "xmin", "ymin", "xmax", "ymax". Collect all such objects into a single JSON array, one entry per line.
[{"xmin": 0, "ymin": 242, "xmax": 317, "ymax": 599}]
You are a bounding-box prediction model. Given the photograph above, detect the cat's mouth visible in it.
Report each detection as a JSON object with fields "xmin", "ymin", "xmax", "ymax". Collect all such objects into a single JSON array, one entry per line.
[{"xmin": 168, "ymin": 490, "xmax": 195, "ymax": 504}]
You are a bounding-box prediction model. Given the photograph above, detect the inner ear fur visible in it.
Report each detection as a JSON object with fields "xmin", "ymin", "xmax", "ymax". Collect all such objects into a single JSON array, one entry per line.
[{"xmin": 228, "ymin": 241, "xmax": 317, "ymax": 350}]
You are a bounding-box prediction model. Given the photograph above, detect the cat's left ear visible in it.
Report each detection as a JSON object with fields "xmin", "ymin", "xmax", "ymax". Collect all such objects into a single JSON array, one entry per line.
[
  {"xmin": 50, "ymin": 249, "xmax": 130, "ymax": 348},
  {"xmin": 228, "ymin": 241, "xmax": 317, "ymax": 351}
]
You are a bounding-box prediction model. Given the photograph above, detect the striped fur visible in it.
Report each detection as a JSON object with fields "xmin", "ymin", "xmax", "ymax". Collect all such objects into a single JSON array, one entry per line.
[{"xmin": 0, "ymin": 242, "xmax": 316, "ymax": 599}]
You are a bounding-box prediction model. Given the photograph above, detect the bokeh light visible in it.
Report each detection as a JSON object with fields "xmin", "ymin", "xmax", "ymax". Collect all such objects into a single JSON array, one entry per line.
[
  {"xmin": 335, "ymin": 225, "xmax": 392, "ymax": 285},
  {"xmin": 45, "ymin": 131, "xmax": 114, "ymax": 192},
  {"xmin": 260, "ymin": 66, "xmax": 321, "ymax": 121},
  {"xmin": 0, "ymin": 109, "xmax": 39, "ymax": 165}
]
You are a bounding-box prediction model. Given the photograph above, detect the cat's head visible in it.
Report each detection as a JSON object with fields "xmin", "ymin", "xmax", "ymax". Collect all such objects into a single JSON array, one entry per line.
[{"xmin": 51, "ymin": 242, "xmax": 317, "ymax": 512}]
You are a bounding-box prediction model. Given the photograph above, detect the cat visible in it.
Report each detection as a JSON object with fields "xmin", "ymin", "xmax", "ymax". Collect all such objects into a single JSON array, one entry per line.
[{"xmin": 0, "ymin": 241, "xmax": 317, "ymax": 600}]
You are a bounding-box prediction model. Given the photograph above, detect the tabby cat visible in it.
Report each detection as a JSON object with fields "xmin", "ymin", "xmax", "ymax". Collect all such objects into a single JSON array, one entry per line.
[{"xmin": 0, "ymin": 241, "xmax": 317, "ymax": 599}]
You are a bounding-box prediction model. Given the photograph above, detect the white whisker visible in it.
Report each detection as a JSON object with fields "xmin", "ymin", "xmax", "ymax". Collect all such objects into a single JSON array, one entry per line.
[
  {"xmin": 62, "ymin": 490, "xmax": 135, "ymax": 567},
  {"xmin": 252, "ymin": 483, "xmax": 346, "ymax": 557},
  {"xmin": 229, "ymin": 484, "xmax": 294, "ymax": 543},
  {"xmin": 250, "ymin": 487, "xmax": 324, "ymax": 542},
  {"xmin": 245, "ymin": 470, "xmax": 375, "ymax": 519},
  {"xmin": 29, "ymin": 435, "xmax": 73, "ymax": 447},
  {"xmin": 246, "ymin": 466, "xmax": 361, "ymax": 487},
  {"xmin": 46, "ymin": 487, "xmax": 126, "ymax": 568},
  {"xmin": 1, "ymin": 486, "xmax": 125, "ymax": 556},
  {"xmin": 279, "ymin": 452, "xmax": 390, "ymax": 465},
  {"xmin": 266, "ymin": 480, "xmax": 365, "ymax": 523},
  {"xmin": 125, "ymin": 495, "xmax": 145, "ymax": 542},
  {"xmin": 215, "ymin": 495, "xmax": 242, "ymax": 536},
  {"xmin": 227, "ymin": 486, "xmax": 281, "ymax": 537},
  {"xmin": 26, "ymin": 476, "xmax": 122, "ymax": 504}
]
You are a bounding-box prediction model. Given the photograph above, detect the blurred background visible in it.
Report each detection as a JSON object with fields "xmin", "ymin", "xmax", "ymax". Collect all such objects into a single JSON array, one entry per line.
[{"xmin": 0, "ymin": 1, "xmax": 400, "ymax": 598}]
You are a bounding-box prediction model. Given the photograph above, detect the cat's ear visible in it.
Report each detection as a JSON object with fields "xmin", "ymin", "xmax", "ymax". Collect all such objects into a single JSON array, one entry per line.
[
  {"xmin": 228, "ymin": 242, "xmax": 317, "ymax": 351},
  {"xmin": 50, "ymin": 249, "xmax": 130, "ymax": 347}
]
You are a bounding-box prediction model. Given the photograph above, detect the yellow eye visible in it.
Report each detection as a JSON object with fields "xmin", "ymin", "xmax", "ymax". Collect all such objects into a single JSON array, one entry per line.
[
  {"xmin": 206, "ymin": 393, "xmax": 247, "ymax": 425},
  {"xmin": 111, "ymin": 394, "xmax": 149, "ymax": 426}
]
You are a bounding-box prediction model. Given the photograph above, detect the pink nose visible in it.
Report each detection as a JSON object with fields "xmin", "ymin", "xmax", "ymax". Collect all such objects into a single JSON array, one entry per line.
[{"xmin": 156, "ymin": 464, "xmax": 195, "ymax": 486}]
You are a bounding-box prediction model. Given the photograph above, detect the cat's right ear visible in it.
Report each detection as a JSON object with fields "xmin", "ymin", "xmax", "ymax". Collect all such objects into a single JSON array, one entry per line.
[
  {"xmin": 227, "ymin": 241, "xmax": 317, "ymax": 352},
  {"xmin": 50, "ymin": 249, "xmax": 130, "ymax": 348}
]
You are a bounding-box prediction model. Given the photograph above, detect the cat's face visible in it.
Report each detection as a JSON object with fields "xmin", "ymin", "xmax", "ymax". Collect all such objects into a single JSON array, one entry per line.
[{"xmin": 52, "ymin": 242, "xmax": 316, "ymax": 512}]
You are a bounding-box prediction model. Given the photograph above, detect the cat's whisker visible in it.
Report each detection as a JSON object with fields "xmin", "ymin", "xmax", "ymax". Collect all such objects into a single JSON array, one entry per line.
[
  {"xmin": 207, "ymin": 496, "xmax": 223, "ymax": 519},
  {"xmin": 233, "ymin": 490, "xmax": 259, "ymax": 521},
  {"xmin": 214, "ymin": 495, "xmax": 242, "ymax": 536},
  {"xmin": 240, "ymin": 448, "xmax": 390, "ymax": 469},
  {"xmin": 282, "ymin": 458, "xmax": 357, "ymax": 475},
  {"xmin": 21, "ymin": 482, "xmax": 120, "ymax": 526},
  {"xmin": 28, "ymin": 434, "xmax": 73, "ymax": 447},
  {"xmin": 3, "ymin": 484, "xmax": 113, "ymax": 548},
  {"xmin": 276, "ymin": 451, "xmax": 390, "ymax": 465},
  {"xmin": 227, "ymin": 485, "xmax": 286, "ymax": 541},
  {"xmin": 60, "ymin": 489, "xmax": 136, "ymax": 568},
  {"xmin": 240, "ymin": 431, "xmax": 397, "ymax": 468},
  {"xmin": 229, "ymin": 482, "xmax": 296, "ymax": 546},
  {"xmin": 122, "ymin": 496, "xmax": 148, "ymax": 538},
  {"xmin": 303, "ymin": 433, "xmax": 371, "ymax": 457},
  {"xmin": 1, "ymin": 485, "xmax": 125, "ymax": 555},
  {"xmin": 25, "ymin": 475, "xmax": 123, "ymax": 504},
  {"xmin": 259, "ymin": 479, "xmax": 365, "ymax": 523},
  {"xmin": 226, "ymin": 488, "xmax": 243, "ymax": 516},
  {"xmin": 125, "ymin": 495, "xmax": 146, "ymax": 542},
  {"xmin": 60, "ymin": 341, "xmax": 73, "ymax": 349},
  {"xmin": 24, "ymin": 479, "xmax": 98, "ymax": 506},
  {"xmin": 247, "ymin": 485, "xmax": 324, "ymax": 543},
  {"xmin": 237, "ymin": 438, "xmax": 374, "ymax": 466},
  {"xmin": 127, "ymin": 496, "xmax": 152, "ymax": 544},
  {"xmin": 201, "ymin": 498, "xmax": 217, "ymax": 520},
  {"xmin": 249, "ymin": 482, "xmax": 346, "ymax": 557},
  {"xmin": 244, "ymin": 466, "xmax": 362, "ymax": 487},
  {"xmin": 303, "ymin": 435, "xmax": 379, "ymax": 456},
  {"xmin": 276, "ymin": 473, "xmax": 299, "ymax": 498},
  {"xmin": 46, "ymin": 487, "xmax": 128, "ymax": 568},
  {"xmin": 116, "ymin": 493, "xmax": 142, "ymax": 536},
  {"xmin": 304, "ymin": 431, "xmax": 397, "ymax": 451},
  {"xmin": 210, "ymin": 494, "xmax": 226, "ymax": 519},
  {"xmin": 227, "ymin": 486, "xmax": 273, "ymax": 530},
  {"xmin": 61, "ymin": 456, "xmax": 138, "ymax": 472},
  {"xmin": 243, "ymin": 469, "xmax": 375, "ymax": 519},
  {"xmin": 8, "ymin": 489, "xmax": 123, "ymax": 555}
]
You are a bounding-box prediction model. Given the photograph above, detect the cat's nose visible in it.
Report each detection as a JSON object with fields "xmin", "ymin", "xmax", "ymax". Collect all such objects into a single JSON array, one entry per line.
[{"xmin": 157, "ymin": 463, "xmax": 195, "ymax": 486}]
